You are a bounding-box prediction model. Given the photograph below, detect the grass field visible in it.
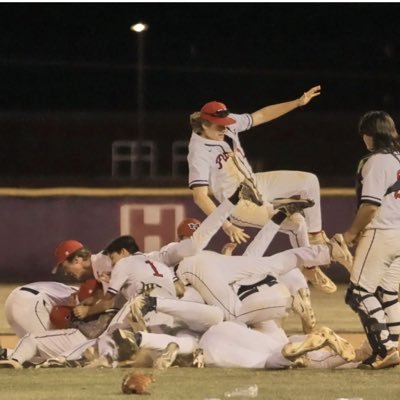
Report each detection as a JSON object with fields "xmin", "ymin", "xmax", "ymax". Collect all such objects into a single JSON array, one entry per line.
[{"xmin": 1, "ymin": 283, "xmax": 399, "ymax": 400}]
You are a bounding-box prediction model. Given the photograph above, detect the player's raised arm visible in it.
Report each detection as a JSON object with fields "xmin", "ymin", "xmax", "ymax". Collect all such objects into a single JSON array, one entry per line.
[
  {"xmin": 251, "ymin": 85, "xmax": 321, "ymax": 127},
  {"xmin": 192, "ymin": 185, "xmax": 250, "ymax": 244}
]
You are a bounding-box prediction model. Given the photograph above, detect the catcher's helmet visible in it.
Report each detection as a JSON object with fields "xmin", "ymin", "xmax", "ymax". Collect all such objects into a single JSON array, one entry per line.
[
  {"xmin": 78, "ymin": 278, "xmax": 101, "ymax": 302},
  {"xmin": 177, "ymin": 217, "xmax": 201, "ymax": 239},
  {"xmin": 50, "ymin": 305, "xmax": 74, "ymax": 329}
]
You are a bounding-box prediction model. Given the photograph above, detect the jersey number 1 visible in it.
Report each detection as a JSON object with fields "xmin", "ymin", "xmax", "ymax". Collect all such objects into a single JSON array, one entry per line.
[{"xmin": 145, "ymin": 260, "xmax": 164, "ymax": 277}]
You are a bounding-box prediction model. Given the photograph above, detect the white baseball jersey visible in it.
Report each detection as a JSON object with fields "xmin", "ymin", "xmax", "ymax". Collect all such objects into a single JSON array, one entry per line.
[
  {"xmin": 358, "ymin": 152, "xmax": 400, "ymax": 229},
  {"xmin": 351, "ymin": 152, "xmax": 400, "ymax": 293},
  {"xmin": 107, "ymin": 253, "xmax": 176, "ymax": 300},
  {"xmin": 5, "ymin": 282, "xmax": 77, "ymax": 337},
  {"xmin": 91, "ymin": 251, "xmax": 112, "ymax": 292},
  {"xmin": 188, "ymin": 113, "xmax": 254, "ymax": 202}
]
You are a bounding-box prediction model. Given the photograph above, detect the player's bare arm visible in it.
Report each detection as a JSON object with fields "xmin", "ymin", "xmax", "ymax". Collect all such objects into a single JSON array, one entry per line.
[
  {"xmin": 73, "ymin": 292, "xmax": 115, "ymax": 319},
  {"xmin": 192, "ymin": 186, "xmax": 250, "ymax": 244},
  {"xmin": 343, "ymin": 202, "xmax": 378, "ymax": 247},
  {"xmin": 251, "ymin": 85, "xmax": 321, "ymax": 127}
]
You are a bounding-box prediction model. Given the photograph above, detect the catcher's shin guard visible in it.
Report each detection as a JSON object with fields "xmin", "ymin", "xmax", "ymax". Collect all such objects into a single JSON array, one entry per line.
[
  {"xmin": 376, "ymin": 286, "xmax": 400, "ymax": 347},
  {"xmin": 346, "ymin": 283, "xmax": 389, "ymax": 357}
]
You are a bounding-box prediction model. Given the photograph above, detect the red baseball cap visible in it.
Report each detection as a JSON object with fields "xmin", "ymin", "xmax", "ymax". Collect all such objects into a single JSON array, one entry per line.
[
  {"xmin": 177, "ymin": 217, "xmax": 201, "ymax": 239},
  {"xmin": 200, "ymin": 101, "xmax": 236, "ymax": 125},
  {"xmin": 52, "ymin": 240, "xmax": 84, "ymax": 274},
  {"xmin": 77, "ymin": 278, "xmax": 101, "ymax": 302},
  {"xmin": 50, "ymin": 305, "xmax": 74, "ymax": 329}
]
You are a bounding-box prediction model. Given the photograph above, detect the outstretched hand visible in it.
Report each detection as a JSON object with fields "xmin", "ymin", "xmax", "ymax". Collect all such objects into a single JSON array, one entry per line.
[
  {"xmin": 298, "ymin": 85, "xmax": 321, "ymax": 107},
  {"xmin": 222, "ymin": 223, "xmax": 250, "ymax": 244}
]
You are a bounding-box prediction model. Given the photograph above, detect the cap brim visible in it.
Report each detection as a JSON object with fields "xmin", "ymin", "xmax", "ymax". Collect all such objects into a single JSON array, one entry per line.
[{"xmin": 200, "ymin": 113, "xmax": 236, "ymax": 126}]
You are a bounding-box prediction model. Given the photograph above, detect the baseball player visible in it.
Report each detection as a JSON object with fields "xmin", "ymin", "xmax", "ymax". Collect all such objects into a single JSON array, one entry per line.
[
  {"xmin": 53, "ymin": 239, "xmax": 113, "ymax": 286},
  {"xmin": 187, "ymin": 86, "xmax": 337, "ymax": 294},
  {"xmin": 0, "ymin": 281, "xmax": 124, "ymax": 369},
  {"xmin": 343, "ymin": 111, "xmax": 400, "ymax": 369},
  {"xmin": 4, "ymin": 281, "xmax": 78, "ymax": 338},
  {"xmin": 199, "ymin": 320, "xmax": 355, "ymax": 369},
  {"xmin": 175, "ymin": 237, "xmax": 351, "ymax": 326},
  {"xmin": 52, "ymin": 236, "xmax": 139, "ymax": 311},
  {"xmin": 176, "ymin": 213, "xmax": 318, "ymax": 333},
  {"xmin": 141, "ymin": 191, "xmax": 319, "ymax": 327}
]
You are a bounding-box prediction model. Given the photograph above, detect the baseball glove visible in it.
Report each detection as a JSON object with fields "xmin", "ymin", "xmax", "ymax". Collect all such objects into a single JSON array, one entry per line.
[{"xmin": 121, "ymin": 373, "xmax": 154, "ymax": 395}]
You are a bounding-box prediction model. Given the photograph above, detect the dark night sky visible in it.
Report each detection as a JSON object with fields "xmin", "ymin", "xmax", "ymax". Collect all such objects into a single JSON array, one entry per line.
[
  {"xmin": 0, "ymin": 2, "xmax": 400, "ymax": 181},
  {"xmin": 0, "ymin": 2, "xmax": 399, "ymax": 112}
]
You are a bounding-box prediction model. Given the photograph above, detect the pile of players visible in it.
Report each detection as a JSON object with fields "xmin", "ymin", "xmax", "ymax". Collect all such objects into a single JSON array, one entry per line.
[
  {"xmin": 2, "ymin": 89, "xmax": 400, "ymax": 371},
  {"xmin": 1, "ymin": 184, "xmax": 356, "ymax": 370}
]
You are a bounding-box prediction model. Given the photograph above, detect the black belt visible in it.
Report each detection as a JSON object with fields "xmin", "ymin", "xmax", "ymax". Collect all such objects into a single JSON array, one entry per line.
[
  {"xmin": 20, "ymin": 287, "xmax": 39, "ymax": 295},
  {"xmin": 237, "ymin": 275, "xmax": 278, "ymax": 301}
]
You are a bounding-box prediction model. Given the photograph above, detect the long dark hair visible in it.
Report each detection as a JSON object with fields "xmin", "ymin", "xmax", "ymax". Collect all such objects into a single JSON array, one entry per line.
[{"xmin": 358, "ymin": 110, "xmax": 400, "ymax": 153}]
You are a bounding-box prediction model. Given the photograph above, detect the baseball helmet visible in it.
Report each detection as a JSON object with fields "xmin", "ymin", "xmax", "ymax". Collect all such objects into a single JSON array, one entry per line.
[
  {"xmin": 177, "ymin": 217, "xmax": 201, "ymax": 239},
  {"xmin": 50, "ymin": 305, "xmax": 74, "ymax": 329},
  {"xmin": 78, "ymin": 278, "xmax": 101, "ymax": 302}
]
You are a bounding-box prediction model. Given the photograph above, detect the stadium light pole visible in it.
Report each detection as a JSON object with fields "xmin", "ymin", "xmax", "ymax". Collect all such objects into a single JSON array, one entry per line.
[{"xmin": 130, "ymin": 22, "xmax": 149, "ymax": 176}]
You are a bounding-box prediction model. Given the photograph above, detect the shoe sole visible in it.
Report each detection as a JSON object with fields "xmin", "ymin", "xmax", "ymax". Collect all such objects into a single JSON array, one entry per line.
[
  {"xmin": 0, "ymin": 359, "xmax": 23, "ymax": 369},
  {"xmin": 318, "ymin": 327, "xmax": 355, "ymax": 361},
  {"xmin": 282, "ymin": 334, "xmax": 327, "ymax": 361},
  {"xmin": 153, "ymin": 343, "xmax": 179, "ymax": 370},
  {"xmin": 304, "ymin": 267, "xmax": 337, "ymax": 294},
  {"xmin": 364, "ymin": 351, "xmax": 400, "ymax": 370}
]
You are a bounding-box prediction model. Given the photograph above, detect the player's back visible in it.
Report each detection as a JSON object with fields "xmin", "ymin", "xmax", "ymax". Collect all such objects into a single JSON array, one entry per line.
[
  {"xmin": 22, "ymin": 281, "xmax": 77, "ymax": 303},
  {"xmin": 109, "ymin": 253, "xmax": 176, "ymax": 300}
]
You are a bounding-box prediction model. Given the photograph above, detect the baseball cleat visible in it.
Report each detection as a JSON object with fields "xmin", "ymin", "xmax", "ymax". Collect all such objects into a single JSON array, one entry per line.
[
  {"xmin": 112, "ymin": 328, "xmax": 140, "ymax": 361},
  {"xmin": 282, "ymin": 332, "xmax": 327, "ymax": 361},
  {"xmin": 238, "ymin": 178, "xmax": 264, "ymax": 206},
  {"xmin": 329, "ymin": 233, "xmax": 353, "ymax": 272},
  {"xmin": 359, "ymin": 348, "xmax": 400, "ymax": 370},
  {"xmin": 139, "ymin": 282, "xmax": 161, "ymax": 296},
  {"xmin": 153, "ymin": 342, "xmax": 180, "ymax": 370},
  {"xmin": 308, "ymin": 230, "xmax": 329, "ymax": 245},
  {"xmin": 130, "ymin": 294, "xmax": 157, "ymax": 319},
  {"xmin": 291, "ymin": 288, "xmax": 317, "ymax": 334},
  {"xmin": 302, "ymin": 266, "xmax": 337, "ymax": 294},
  {"xmin": 0, "ymin": 359, "xmax": 23, "ymax": 369},
  {"xmin": 129, "ymin": 294, "xmax": 156, "ymax": 331},
  {"xmin": 271, "ymin": 197, "xmax": 315, "ymax": 217},
  {"xmin": 317, "ymin": 326, "xmax": 355, "ymax": 362}
]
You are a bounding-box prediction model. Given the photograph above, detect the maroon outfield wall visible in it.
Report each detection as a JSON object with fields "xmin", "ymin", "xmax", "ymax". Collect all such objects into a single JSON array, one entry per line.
[{"xmin": 0, "ymin": 187, "xmax": 356, "ymax": 283}]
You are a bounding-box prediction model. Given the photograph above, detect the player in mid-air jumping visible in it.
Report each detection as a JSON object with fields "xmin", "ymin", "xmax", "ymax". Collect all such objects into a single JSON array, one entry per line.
[{"xmin": 187, "ymin": 86, "xmax": 336, "ymax": 294}]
